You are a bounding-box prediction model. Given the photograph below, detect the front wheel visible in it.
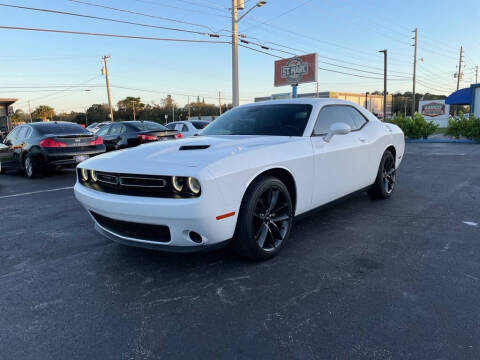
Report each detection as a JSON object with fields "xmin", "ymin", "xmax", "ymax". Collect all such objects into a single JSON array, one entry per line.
[
  {"xmin": 368, "ymin": 150, "xmax": 396, "ymax": 199},
  {"xmin": 232, "ymin": 176, "xmax": 293, "ymax": 261}
]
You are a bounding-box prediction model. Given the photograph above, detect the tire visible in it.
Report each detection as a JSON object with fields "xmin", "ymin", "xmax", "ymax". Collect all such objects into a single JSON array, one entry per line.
[
  {"xmin": 232, "ymin": 176, "xmax": 293, "ymax": 261},
  {"xmin": 367, "ymin": 150, "xmax": 396, "ymax": 199},
  {"xmin": 24, "ymin": 154, "xmax": 43, "ymax": 179}
]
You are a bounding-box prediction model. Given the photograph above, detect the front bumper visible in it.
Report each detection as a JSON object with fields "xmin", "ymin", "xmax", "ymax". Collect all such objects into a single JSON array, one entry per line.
[{"xmin": 74, "ymin": 183, "xmax": 237, "ymax": 250}]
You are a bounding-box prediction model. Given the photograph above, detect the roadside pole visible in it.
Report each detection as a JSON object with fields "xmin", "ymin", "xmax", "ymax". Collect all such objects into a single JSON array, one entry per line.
[
  {"xmin": 379, "ymin": 49, "xmax": 387, "ymax": 120},
  {"xmin": 132, "ymin": 100, "xmax": 136, "ymax": 121},
  {"xmin": 232, "ymin": 0, "xmax": 239, "ymax": 107},
  {"xmin": 219, "ymin": 91, "xmax": 222, "ymax": 115},
  {"xmin": 456, "ymin": 46, "xmax": 463, "ymax": 91},
  {"xmin": 102, "ymin": 55, "xmax": 114, "ymax": 122},
  {"xmin": 292, "ymin": 84, "xmax": 298, "ymax": 98},
  {"xmin": 412, "ymin": 28, "xmax": 417, "ymax": 116},
  {"xmin": 187, "ymin": 96, "xmax": 191, "ymax": 119}
]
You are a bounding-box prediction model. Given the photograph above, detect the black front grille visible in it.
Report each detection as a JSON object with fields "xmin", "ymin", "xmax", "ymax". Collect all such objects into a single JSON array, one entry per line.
[{"xmin": 91, "ymin": 211, "xmax": 170, "ymax": 242}]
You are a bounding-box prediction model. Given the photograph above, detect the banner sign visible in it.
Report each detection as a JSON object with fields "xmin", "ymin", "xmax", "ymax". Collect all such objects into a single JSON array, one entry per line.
[
  {"xmin": 274, "ymin": 53, "xmax": 317, "ymax": 87},
  {"xmin": 419, "ymin": 100, "xmax": 450, "ymax": 127}
]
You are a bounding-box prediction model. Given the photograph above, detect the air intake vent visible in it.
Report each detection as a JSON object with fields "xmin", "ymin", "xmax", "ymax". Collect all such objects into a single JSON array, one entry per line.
[{"xmin": 179, "ymin": 145, "xmax": 210, "ymax": 150}]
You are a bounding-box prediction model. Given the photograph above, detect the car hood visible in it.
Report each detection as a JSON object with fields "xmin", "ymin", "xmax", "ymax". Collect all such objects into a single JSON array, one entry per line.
[{"xmin": 82, "ymin": 135, "xmax": 298, "ymax": 173}]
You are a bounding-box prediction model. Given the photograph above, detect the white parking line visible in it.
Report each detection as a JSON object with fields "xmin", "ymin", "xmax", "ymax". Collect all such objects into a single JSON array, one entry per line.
[{"xmin": 0, "ymin": 186, "xmax": 74, "ymax": 199}]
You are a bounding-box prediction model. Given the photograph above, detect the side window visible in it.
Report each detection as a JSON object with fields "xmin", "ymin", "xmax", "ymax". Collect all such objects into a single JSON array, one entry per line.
[
  {"xmin": 165, "ymin": 123, "xmax": 176, "ymax": 130},
  {"xmin": 313, "ymin": 106, "xmax": 366, "ymax": 135},
  {"xmin": 174, "ymin": 123, "xmax": 184, "ymax": 132},
  {"xmin": 24, "ymin": 127, "xmax": 32, "ymax": 139},
  {"xmin": 17, "ymin": 127, "xmax": 28, "ymax": 140},
  {"xmin": 345, "ymin": 107, "xmax": 368, "ymax": 129},
  {"xmin": 5, "ymin": 127, "xmax": 20, "ymax": 142},
  {"xmin": 96, "ymin": 125, "xmax": 110, "ymax": 137},
  {"xmin": 110, "ymin": 124, "xmax": 122, "ymax": 136},
  {"xmin": 118, "ymin": 124, "xmax": 126, "ymax": 134}
]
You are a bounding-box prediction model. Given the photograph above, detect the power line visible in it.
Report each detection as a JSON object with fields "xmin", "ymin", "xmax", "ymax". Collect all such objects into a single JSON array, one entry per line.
[
  {"xmin": 0, "ymin": 3, "xmax": 221, "ymax": 37},
  {"xmin": 0, "ymin": 25, "xmax": 230, "ymax": 43},
  {"xmin": 68, "ymin": 0, "xmax": 224, "ymax": 34},
  {"xmin": 126, "ymin": 0, "xmax": 230, "ymax": 18}
]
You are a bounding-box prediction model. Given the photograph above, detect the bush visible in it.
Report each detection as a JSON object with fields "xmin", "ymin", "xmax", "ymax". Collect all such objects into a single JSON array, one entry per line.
[
  {"xmin": 445, "ymin": 112, "xmax": 480, "ymax": 141},
  {"xmin": 387, "ymin": 112, "xmax": 438, "ymax": 139}
]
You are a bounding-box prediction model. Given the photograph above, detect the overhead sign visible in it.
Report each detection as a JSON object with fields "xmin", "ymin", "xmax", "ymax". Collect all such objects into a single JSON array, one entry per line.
[
  {"xmin": 419, "ymin": 100, "xmax": 450, "ymax": 127},
  {"xmin": 274, "ymin": 53, "xmax": 317, "ymax": 87}
]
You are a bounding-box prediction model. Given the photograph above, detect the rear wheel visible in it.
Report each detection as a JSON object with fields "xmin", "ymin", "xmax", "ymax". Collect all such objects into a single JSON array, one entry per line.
[
  {"xmin": 232, "ymin": 176, "xmax": 293, "ymax": 261},
  {"xmin": 368, "ymin": 150, "xmax": 396, "ymax": 199},
  {"xmin": 24, "ymin": 154, "xmax": 43, "ymax": 179}
]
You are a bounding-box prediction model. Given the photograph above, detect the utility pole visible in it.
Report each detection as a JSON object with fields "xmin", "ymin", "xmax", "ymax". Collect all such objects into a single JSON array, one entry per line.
[
  {"xmin": 28, "ymin": 100, "xmax": 32, "ymax": 123},
  {"xmin": 187, "ymin": 96, "xmax": 191, "ymax": 119},
  {"xmin": 102, "ymin": 55, "xmax": 114, "ymax": 121},
  {"xmin": 316, "ymin": 81, "xmax": 319, "ymax": 98},
  {"xmin": 232, "ymin": 0, "xmax": 239, "ymax": 108},
  {"xmin": 132, "ymin": 100, "xmax": 136, "ymax": 121},
  {"xmin": 219, "ymin": 91, "xmax": 222, "ymax": 115},
  {"xmin": 412, "ymin": 28, "xmax": 418, "ymax": 116},
  {"xmin": 456, "ymin": 46, "xmax": 463, "ymax": 91},
  {"xmin": 379, "ymin": 49, "xmax": 387, "ymax": 120},
  {"xmin": 85, "ymin": 108, "xmax": 88, "ymax": 126}
]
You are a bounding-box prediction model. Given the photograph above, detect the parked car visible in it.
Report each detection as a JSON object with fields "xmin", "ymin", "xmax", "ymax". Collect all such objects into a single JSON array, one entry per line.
[
  {"xmin": 75, "ymin": 99, "xmax": 405, "ymax": 260},
  {"xmin": 87, "ymin": 122, "xmax": 110, "ymax": 133},
  {"xmin": 166, "ymin": 120, "xmax": 210, "ymax": 137},
  {"xmin": 95, "ymin": 121, "xmax": 180, "ymax": 152},
  {"xmin": 0, "ymin": 122, "xmax": 105, "ymax": 178}
]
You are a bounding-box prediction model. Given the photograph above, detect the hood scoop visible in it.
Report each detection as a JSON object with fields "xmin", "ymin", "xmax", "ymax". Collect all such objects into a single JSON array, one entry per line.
[{"xmin": 179, "ymin": 145, "xmax": 210, "ymax": 150}]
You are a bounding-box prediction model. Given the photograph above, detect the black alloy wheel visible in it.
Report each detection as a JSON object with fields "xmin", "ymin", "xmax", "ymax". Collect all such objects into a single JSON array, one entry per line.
[
  {"xmin": 233, "ymin": 176, "xmax": 293, "ymax": 261},
  {"xmin": 368, "ymin": 149, "xmax": 396, "ymax": 199}
]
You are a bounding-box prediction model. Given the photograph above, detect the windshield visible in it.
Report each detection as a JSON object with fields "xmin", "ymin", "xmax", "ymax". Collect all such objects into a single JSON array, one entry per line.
[
  {"xmin": 35, "ymin": 123, "xmax": 89, "ymax": 135},
  {"xmin": 190, "ymin": 121, "xmax": 209, "ymax": 130},
  {"xmin": 201, "ymin": 104, "xmax": 312, "ymax": 136}
]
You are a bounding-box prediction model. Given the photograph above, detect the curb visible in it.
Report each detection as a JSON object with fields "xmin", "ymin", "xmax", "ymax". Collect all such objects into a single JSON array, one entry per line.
[{"xmin": 405, "ymin": 138, "xmax": 480, "ymax": 144}]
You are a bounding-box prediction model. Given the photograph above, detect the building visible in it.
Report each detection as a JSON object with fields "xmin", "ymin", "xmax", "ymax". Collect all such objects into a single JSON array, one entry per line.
[
  {"xmin": 446, "ymin": 83, "xmax": 480, "ymax": 116},
  {"xmin": 254, "ymin": 91, "xmax": 393, "ymax": 118},
  {"xmin": 0, "ymin": 98, "xmax": 17, "ymax": 131}
]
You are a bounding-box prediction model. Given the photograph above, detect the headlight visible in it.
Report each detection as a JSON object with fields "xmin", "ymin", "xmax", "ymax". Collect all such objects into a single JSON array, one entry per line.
[
  {"xmin": 80, "ymin": 168, "xmax": 89, "ymax": 182},
  {"xmin": 90, "ymin": 170, "xmax": 97, "ymax": 182},
  {"xmin": 171, "ymin": 176, "xmax": 184, "ymax": 192},
  {"xmin": 187, "ymin": 177, "xmax": 201, "ymax": 194}
]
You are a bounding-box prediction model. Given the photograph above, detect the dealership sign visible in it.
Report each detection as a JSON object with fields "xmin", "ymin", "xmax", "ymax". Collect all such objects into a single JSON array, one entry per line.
[
  {"xmin": 274, "ymin": 53, "xmax": 317, "ymax": 87},
  {"xmin": 421, "ymin": 102, "xmax": 445, "ymax": 117},
  {"xmin": 418, "ymin": 100, "xmax": 450, "ymax": 127}
]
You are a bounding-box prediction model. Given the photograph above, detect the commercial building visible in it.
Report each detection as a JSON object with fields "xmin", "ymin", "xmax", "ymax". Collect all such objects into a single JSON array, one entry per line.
[
  {"xmin": 254, "ymin": 91, "xmax": 393, "ymax": 118},
  {"xmin": 0, "ymin": 98, "xmax": 17, "ymax": 131}
]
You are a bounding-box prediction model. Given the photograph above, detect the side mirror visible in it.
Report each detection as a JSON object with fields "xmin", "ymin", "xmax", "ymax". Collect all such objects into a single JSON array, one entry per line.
[{"xmin": 323, "ymin": 122, "xmax": 351, "ymax": 142}]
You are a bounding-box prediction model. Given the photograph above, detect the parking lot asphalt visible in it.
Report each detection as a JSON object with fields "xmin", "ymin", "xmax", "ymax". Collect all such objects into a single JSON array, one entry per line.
[{"xmin": 1, "ymin": 143, "xmax": 480, "ymax": 360}]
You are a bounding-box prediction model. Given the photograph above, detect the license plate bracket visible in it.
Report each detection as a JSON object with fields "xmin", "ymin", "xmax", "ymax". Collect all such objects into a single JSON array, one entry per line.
[{"xmin": 74, "ymin": 155, "xmax": 89, "ymax": 163}]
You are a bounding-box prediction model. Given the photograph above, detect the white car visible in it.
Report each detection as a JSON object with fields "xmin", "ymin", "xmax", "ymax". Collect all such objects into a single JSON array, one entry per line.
[
  {"xmin": 165, "ymin": 120, "xmax": 210, "ymax": 137},
  {"xmin": 75, "ymin": 99, "xmax": 404, "ymax": 260}
]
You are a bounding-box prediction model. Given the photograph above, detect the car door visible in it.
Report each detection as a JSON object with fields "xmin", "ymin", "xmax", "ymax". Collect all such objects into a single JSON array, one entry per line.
[
  {"xmin": 310, "ymin": 105, "xmax": 371, "ymax": 207},
  {"xmin": 0, "ymin": 127, "xmax": 20, "ymax": 168},
  {"xmin": 107, "ymin": 124, "xmax": 123, "ymax": 149},
  {"xmin": 96, "ymin": 124, "xmax": 112, "ymax": 150}
]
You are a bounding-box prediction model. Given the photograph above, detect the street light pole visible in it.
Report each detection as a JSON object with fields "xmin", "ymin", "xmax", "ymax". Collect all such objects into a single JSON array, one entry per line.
[
  {"xmin": 102, "ymin": 55, "xmax": 114, "ymax": 121},
  {"xmin": 232, "ymin": 0, "xmax": 239, "ymax": 108},
  {"xmin": 379, "ymin": 49, "xmax": 387, "ymax": 120},
  {"xmin": 231, "ymin": 1, "xmax": 266, "ymax": 107}
]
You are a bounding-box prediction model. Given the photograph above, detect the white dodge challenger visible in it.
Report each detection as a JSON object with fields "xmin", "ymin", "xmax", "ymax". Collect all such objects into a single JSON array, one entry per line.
[{"xmin": 75, "ymin": 99, "xmax": 404, "ymax": 260}]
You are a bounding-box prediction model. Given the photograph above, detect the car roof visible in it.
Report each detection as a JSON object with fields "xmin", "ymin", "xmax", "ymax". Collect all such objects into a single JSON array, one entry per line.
[{"xmin": 241, "ymin": 98, "xmax": 362, "ymax": 108}]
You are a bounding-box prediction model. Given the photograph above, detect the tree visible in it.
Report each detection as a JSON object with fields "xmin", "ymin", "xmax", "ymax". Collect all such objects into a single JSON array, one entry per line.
[
  {"xmin": 116, "ymin": 97, "xmax": 145, "ymax": 120},
  {"xmin": 11, "ymin": 109, "xmax": 28, "ymax": 125},
  {"xmin": 32, "ymin": 105, "xmax": 55, "ymax": 122},
  {"xmin": 87, "ymin": 104, "xmax": 110, "ymax": 123},
  {"xmin": 160, "ymin": 95, "xmax": 176, "ymax": 109}
]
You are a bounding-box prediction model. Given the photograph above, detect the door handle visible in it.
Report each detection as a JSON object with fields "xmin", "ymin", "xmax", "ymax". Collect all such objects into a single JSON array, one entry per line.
[{"xmin": 359, "ymin": 138, "xmax": 367, "ymax": 143}]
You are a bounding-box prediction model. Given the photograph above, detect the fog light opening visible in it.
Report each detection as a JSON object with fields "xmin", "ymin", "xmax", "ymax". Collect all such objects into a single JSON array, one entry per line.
[{"xmin": 189, "ymin": 231, "xmax": 203, "ymax": 244}]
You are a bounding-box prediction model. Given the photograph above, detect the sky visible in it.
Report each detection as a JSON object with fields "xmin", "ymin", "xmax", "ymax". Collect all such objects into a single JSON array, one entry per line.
[{"xmin": 0, "ymin": 0, "xmax": 479, "ymax": 114}]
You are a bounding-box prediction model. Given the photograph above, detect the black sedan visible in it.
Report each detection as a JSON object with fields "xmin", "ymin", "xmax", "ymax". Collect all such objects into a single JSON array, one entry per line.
[
  {"xmin": 0, "ymin": 122, "xmax": 105, "ymax": 178},
  {"xmin": 95, "ymin": 121, "xmax": 180, "ymax": 152}
]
